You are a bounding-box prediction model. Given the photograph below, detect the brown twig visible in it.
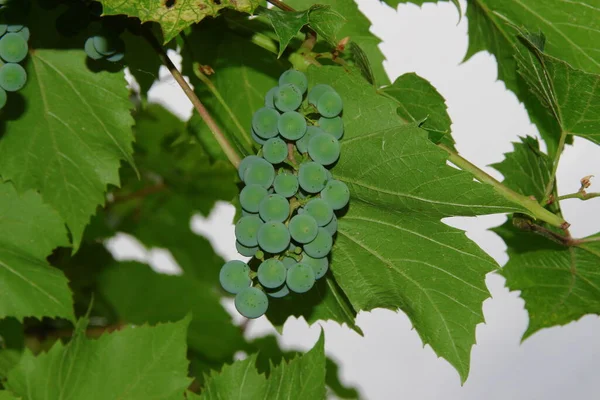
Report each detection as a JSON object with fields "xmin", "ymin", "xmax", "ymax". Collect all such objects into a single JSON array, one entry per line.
[{"xmin": 142, "ymin": 29, "xmax": 241, "ymax": 168}]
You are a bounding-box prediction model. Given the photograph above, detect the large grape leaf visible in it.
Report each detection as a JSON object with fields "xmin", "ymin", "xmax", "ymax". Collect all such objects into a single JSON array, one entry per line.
[
  {"xmin": 98, "ymin": 0, "xmax": 260, "ymax": 43},
  {"xmin": 0, "ymin": 392, "xmax": 18, "ymax": 400},
  {"xmin": 199, "ymin": 332, "xmax": 326, "ymax": 399},
  {"xmin": 514, "ymin": 32, "xmax": 600, "ymax": 146},
  {"xmin": 98, "ymin": 262, "xmax": 247, "ymax": 361},
  {"xmin": 306, "ymin": 66, "xmax": 533, "ymax": 382},
  {"xmin": 6, "ymin": 317, "xmax": 192, "ymax": 400},
  {"xmin": 0, "ymin": 6, "xmax": 135, "ymax": 250},
  {"xmin": 495, "ymin": 224, "xmax": 600, "ymax": 339},
  {"xmin": 0, "ymin": 182, "xmax": 73, "ymax": 322}
]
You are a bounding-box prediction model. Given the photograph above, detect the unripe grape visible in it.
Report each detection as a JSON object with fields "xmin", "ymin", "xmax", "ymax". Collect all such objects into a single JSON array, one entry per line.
[
  {"xmin": 0, "ymin": 25, "xmax": 6, "ymax": 36},
  {"xmin": 0, "ymin": 33, "xmax": 28, "ymax": 63},
  {"xmin": 288, "ymin": 214, "xmax": 318, "ymax": 244},
  {"xmin": 282, "ymin": 256, "xmax": 297, "ymax": 269},
  {"xmin": 16, "ymin": 27, "xmax": 29, "ymax": 41},
  {"xmin": 235, "ymin": 215, "xmax": 263, "ymax": 247},
  {"xmin": 235, "ymin": 287, "xmax": 269, "ymax": 319},
  {"xmin": 262, "ymin": 137, "xmax": 288, "ymax": 164},
  {"xmin": 0, "ymin": 87, "xmax": 6, "ymax": 109},
  {"xmin": 236, "ymin": 240, "xmax": 258, "ymax": 257},
  {"xmin": 106, "ymin": 51, "xmax": 125, "ymax": 62},
  {"xmin": 267, "ymin": 284, "xmax": 290, "ymax": 298},
  {"xmin": 318, "ymin": 116, "xmax": 344, "ymax": 139},
  {"xmin": 273, "ymin": 171, "xmax": 299, "ymax": 198},
  {"xmin": 238, "ymin": 155, "xmax": 262, "ymax": 180},
  {"xmin": 296, "ymin": 126, "xmax": 322, "ymax": 154},
  {"xmin": 308, "ymin": 84, "xmax": 334, "ymax": 106},
  {"xmin": 298, "ymin": 162, "xmax": 328, "ymax": 193},
  {"xmin": 252, "ymin": 128, "xmax": 267, "ymax": 145},
  {"xmin": 219, "ymin": 260, "xmax": 251, "ymax": 294},
  {"xmin": 265, "ymin": 86, "xmax": 278, "ymax": 108},
  {"xmin": 0, "ymin": 63, "xmax": 26, "ymax": 92},
  {"xmin": 92, "ymin": 34, "xmax": 118, "ymax": 55},
  {"xmin": 301, "ymin": 253, "xmax": 329, "ymax": 279},
  {"xmin": 257, "ymin": 221, "xmax": 290, "ymax": 254},
  {"xmin": 259, "ymin": 194, "xmax": 289, "ymax": 223},
  {"xmin": 274, "ymin": 83, "xmax": 302, "ymax": 112},
  {"xmin": 244, "ymin": 158, "xmax": 275, "ymax": 188},
  {"xmin": 322, "ymin": 180, "xmax": 350, "ymax": 210},
  {"xmin": 304, "ymin": 198, "xmax": 333, "ymax": 227},
  {"xmin": 278, "ymin": 111, "xmax": 306, "ymax": 140},
  {"xmin": 279, "ymin": 69, "xmax": 308, "ymax": 94},
  {"xmin": 257, "ymin": 259, "xmax": 287, "ymax": 288},
  {"xmin": 7, "ymin": 25, "xmax": 24, "ymax": 33},
  {"xmin": 240, "ymin": 184, "xmax": 268, "ymax": 213},
  {"xmin": 323, "ymin": 213, "xmax": 338, "ymax": 236},
  {"xmin": 84, "ymin": 36, "xmax": 104, "ymax": 60},
  {"xmin": 304, "ymin": 227, "xmax": 333, "ymax": 258},
  {"xmin": 252, "ymin": 107, "xmax": 280, "ymax": 139},
  {"xmin": 308, "ymin": 132, "xmax": 340, "ymax": 166},
  {"xmin": 242, "ymin": 209, "xmax": 258, "ymax": 217},
  {"xmin": 286, "ymin": 263, "xmax": 316, "ymax": 293},
  {"xmin": 317, "ymin": 91, "xmax": 343, "ymax": 117}
]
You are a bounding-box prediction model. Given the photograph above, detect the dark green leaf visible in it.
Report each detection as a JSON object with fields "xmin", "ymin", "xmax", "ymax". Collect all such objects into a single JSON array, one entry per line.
[
  {"xmin": 0, "ymin": 391, "xmax": 19, "ymax": 400},
  {"xmin": 0, "ymin": 350, "xmax": 20, "ymax": 379}
]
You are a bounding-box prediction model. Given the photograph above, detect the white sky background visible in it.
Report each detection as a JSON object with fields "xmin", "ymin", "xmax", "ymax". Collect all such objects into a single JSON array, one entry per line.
[{"xmin": 111, "ymin": 0, "xmax": 600, "ymax": 398}]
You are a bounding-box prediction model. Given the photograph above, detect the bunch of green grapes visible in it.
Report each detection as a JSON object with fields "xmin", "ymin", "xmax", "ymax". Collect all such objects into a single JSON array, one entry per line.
[
  {"xmin": 84, "ymin": 32, "xmax": 125, "ymax": 63},
  {"xmin": 219, "ymin": 69, "xmax": 350, "ymax": 319},
  {"xmin": 0, "ymin": 9, "xmax": 30, "ymax": 110}
]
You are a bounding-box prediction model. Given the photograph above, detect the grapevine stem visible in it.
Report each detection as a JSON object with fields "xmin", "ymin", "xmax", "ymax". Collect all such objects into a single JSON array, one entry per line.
[
  {"xmin": 438, "ymin": 144, "xmax": 568, "ymax": 229},
  {"xmin": 557, "ymin": 191, "xmax": 600, "ymax": 201},
  {"xmin": 143, "ymin": 29, "xmax": 241, "ymax": 168},
  {"xmin": 267, "ymin": 0, "xmax": 295, "ymax": 12},
  {"xmin": 541, "ymin": 130, "xmax": 568, "ymax": 204}
]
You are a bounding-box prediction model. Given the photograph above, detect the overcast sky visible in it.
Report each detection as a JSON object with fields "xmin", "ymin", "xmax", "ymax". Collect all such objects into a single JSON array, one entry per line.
[{"xmin": 112, "ymin": 0, "xmax": 600, "ymax": 398}]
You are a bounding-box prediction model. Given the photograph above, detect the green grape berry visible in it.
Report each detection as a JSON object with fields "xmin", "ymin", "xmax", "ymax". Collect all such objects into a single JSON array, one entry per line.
[
  {"xmin": 274, "ymin": 83, "xmax": 302, "ymax": 112},
  {"xmin": 317, "ymin": 91, "xmax": 343, "ymax": 118},
  {"xmin": 259, "ymin": 194, "xmax": 289, "ymax": 223},
  {"xmin": 298, "ymin": 162, "xmax": 328, "ymax": 193},
  {"xmin": 322, "ymin": 179, "xmax": 350, "ymax": 210},
  {"xmin": 0, "ymin": 25, "xmax": 7, "ymax": 37},
  {"xmin": 0, "ymin": 87, "xmax": 6, "ymax": 109},
  {"xmin": 244, "ymin": 158, "xmax": 275, "ymax": 188},
  {"xmin": 288, "ymin": 214, "xmax": 318, "ymax": 244},
  {"xmin": 318, "ymin": 116, "xmax": 344, "ymax": 139},
  {"xmin": 240, "ymin": 184, "xmax": 268, "ymax": 213},
  {"xmin": 252, "ymin": 128, "xmax": 267, "ymax": 145},
  {"xmin": 16, "ymin": 26, "xmax": 29, "ymax": 41},
  {"xmin": 236, "ymin": 240, "xmax": 258, "ymax": 257},
  {"xmin": 92, "ymin": 34, "xmax": 118, "ymax": 55},
  {"xmin": 278, "ymin": 111, "xmax": 307, "ymax": 140},
  {"xmin": 84, "ymin": 36, "xmax": 104, "ymax": 60},
  {"xmin": 238, "ymin": 155, "xmax": 262, "ymax": 180},
  {"xmin": 257, "ymin": 221, "xmax": 290, "ymax": 254},
  {"xmin": 7, "ymin": 25, "xmax": 24, "ymax": 33},
  {"xmin": 0, "ymin": 63, "xmax": 26, "ymax": 92},
  {"xmin": 106, "ymin": 51, "xmax": 125, "ymax": 62},
  {"xmin": 279, "ymin": 69, "xmax": 308, "ymax": 94},
  {"xmin": 0, "ymin": 33, "xmax": 28, "ymax": 63},
  {"xmin": 286, "ymin": 263, "xmax": 316, "ymax": 293},
  {"xmin": 262, "ymin": 137, "xmax": 288, "ymax": 164},
  {"xmin": 265, "ymin": 86, "xmax": 278, "ymax": 108},
  {"xmin": 235, "ymin": 215, "xmax": 263, "ymax": 247},
  {"xmin": 282, "ymin": 256, "xmax": 297, "ymax": 269},
  {"xmin": 308, "ymin": 84, "xmax": 334, "ymax": 106},
  {"xmin": 304, "ymin": 198, "xmax": 333, "ymax": 227},
  {"xmin": 235, "ymin": 287, "xmax": 269, "ymax": 319},
  {"xmin": 252, "ymin": 107, "xmax": 280, "ymax": 139},
  {"xmin": 323, "ymin": 213, "xmax": 338, "ymax": 236},
  {"xmin": 273, "ymin": 171, "xmax": 299, "ymax": 198},
  {"xmin": 308, "ymin": 132, "xmax": 340, "ymax": 166},
  {"xmin": 302, "ymin": 253, "xmax": 329, "ymax": 279},
  {"xmin": 296, "ymin": 126, "xmax": 322, "ymax": 154},
  {"xmin": 219, "ymin": 260, "xmax": 251, "ymax": 294},
  {"xmin": 304, "ymin": 227, "xmax": 333, "ymax": 258},
  {"xmin": 257, "ymin": 259, "xmax": 287, "ymax": 289},
  {"xmin": 267, "ymin": 284, "xmax": 290, "ymax": 298}
]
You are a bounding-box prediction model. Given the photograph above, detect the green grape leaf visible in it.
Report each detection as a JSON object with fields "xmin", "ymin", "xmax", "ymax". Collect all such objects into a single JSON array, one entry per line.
[
  {"xmin": 514, "ymin": 32, "xmax": 600, "ymax": 146},
  {"xmin": 98, "ymin": 262, "xmax": 247, "ymax": 361},
  {"xmin": 495, "ymin": 223, "xmax": 600, "ymax": 339},
  {"xmin": 0, "ymin": 391, "xmax": 19, "ymax": 400},
  {"xmin": 122, "ymin": 29, "xmax": 163, "ymax": 96},
  {"xmin": 491, "ymin": 136, "xmax": 552, "ymax": 201},
  {"xmin": 0, "ymin": 182, "xmax": 73, "ymax": 322},
  {"xmin": 6, "ymin": 317, "xmax": 192, "ymax": 400},
  {"xmin": 288, "ymin": 0, "xmax": 390, "ymax": 85},
  {"xmin": 261, "ymin": 5, "xmax": 345, "ymax": 57},
  {"xmin": 200, "ymin": 332, "xmax": 326, "ymax": 400},
  {"xmin": 0, "ymin": 350, "xmax": 21, "ymax": 379},
  {"xmin": 266, "ymin": 276, "xmax": 363, "ymax": 335},
  {"xmin": 307, "ymin": 66, "xmax": 532, "ymax": 382},
  {"xmin": 98, "ymin": 0, "xmax": 260, "ymax": 43},
  {"xmin": 380, "ymin": 72, "xmax": 454, "ymax": 147},
  {"xmin": 0, "ymin": 6, "xmax": 135, "ymax": 250},
  {"xmin": 349, "ymin": 42, "xmax": 375, "ymax": 86}
]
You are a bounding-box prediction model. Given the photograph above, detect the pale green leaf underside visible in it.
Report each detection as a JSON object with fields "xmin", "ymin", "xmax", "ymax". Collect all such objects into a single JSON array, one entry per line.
[
  {"xmin": 201, "ymin": 333, "xmax": 326, "ymax": 400},
  {"xmin": 497, "ymin": 223, "xmax": 600, "ymax": 339},
  {"xmin": 99, "ymin": 0, "xmax": 260, "ymax": 43},
  {"xmin": 0, "ymin": 47, "xmax": 134, "ymax": 250},
  {"xmin": 0, "ymin": 183, "xmax": 73, "ymax": 322},
  {"xmin": 6, "ymin": 318, "xmax": 192, "ymax": 400}
]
